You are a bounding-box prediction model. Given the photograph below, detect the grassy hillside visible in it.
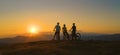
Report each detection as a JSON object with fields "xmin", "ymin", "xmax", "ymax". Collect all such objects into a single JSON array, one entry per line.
[{"xmin": 0, "ymin": 40, "xmax": 120, "ymax": 55}]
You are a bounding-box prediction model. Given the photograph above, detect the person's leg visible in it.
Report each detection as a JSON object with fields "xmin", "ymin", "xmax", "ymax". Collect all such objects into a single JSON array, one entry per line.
[
  {"xmin": 74, "ymin": 32, "xmax": 77, "ymax": 40},
  {"xmin": 73, "ymin": 31, "xmax": 76, "ymax": 40},
  {"xmin": 66, "ymin": 32, "xmax": 70, "ymax": 40},
  {"xmin": 53, "ymin": 32, "xmax": 57, "ymax": 40},
  {"xmin": 74, "ymin": 31, "xmax": 77, "ymax": 40},
  {"xmin": 56, "ymin": 32, "xmax": 58, "ymax": 40},
  {"xmin": 65, "ymin": 32, "xmax": 69, "ymax": 40},
  {"xmin": 65, "ymin": 32, "xmax": 67, "ymax": 40},
  {"xmin": 72, "ymin": 34, "xmax": 74, "ymax": 40},
  {"xmin": 63, "ymin": 32, "xmax": 66, "ymax": 40},
  {"xmin": 65, "ymin": 33, "xmax": 68, "ymax": 40},
  {"xmin": 58, "ymin": 31, "xmax": 60, "ymax": 40},
  {"xmin": 55, "ymin": 32, "xmax": 59, "ymax": 40},
  {"xmin": 72, "ymin": 31, "xmax": 74, "ymax": 40}
]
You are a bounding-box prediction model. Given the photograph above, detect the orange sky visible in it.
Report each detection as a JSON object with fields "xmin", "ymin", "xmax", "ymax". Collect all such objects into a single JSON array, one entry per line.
[{"xmin": 0, "ymin": 0, "xmax": 120, "ymax": 36}]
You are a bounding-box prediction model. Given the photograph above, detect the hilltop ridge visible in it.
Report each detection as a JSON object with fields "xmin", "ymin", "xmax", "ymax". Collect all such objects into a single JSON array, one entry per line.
[{"xmin": 0, "ymin": 40, "xmax": 120, "ymax": 55}]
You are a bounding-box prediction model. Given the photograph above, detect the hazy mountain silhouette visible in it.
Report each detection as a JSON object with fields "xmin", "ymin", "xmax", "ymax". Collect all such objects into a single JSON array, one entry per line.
[
  {"xmin": 0, "ymin": 32, "xmax": 52, "ymax": 44},
  {"xmin": 0, "ymin": 32, "xmax": 120, "ymax": 44},
  {"xmin": 89, "ymin": 34, "xmax": 120, "ymax": 41}
]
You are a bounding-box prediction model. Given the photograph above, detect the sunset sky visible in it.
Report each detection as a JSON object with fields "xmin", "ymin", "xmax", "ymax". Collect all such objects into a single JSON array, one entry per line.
[{"xmin": 0, "ymin": 0, "xmax": 120, "ymax": 36}]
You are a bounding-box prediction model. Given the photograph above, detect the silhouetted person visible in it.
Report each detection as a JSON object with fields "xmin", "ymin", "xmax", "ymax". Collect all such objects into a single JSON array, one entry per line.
[
  {"xmin": 53, "ymin": 22, "xmax": 61, "ymax": 40},
  {"xmin": 70, "ymin": 23, "xmax": 77, "ymax": 40},
  {"xmin": 62, "ymin": 24, "xmax": 70, "ymax": 40}
]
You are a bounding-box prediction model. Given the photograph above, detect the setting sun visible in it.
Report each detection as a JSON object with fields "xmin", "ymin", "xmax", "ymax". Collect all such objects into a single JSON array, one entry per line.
[
  {"xmin": 27, "ymin": 25, "xmax": 41, "ymax": 34},
  {"xmin": 30, "ymin": 27, "xmax": 38, "ymax": 33}
]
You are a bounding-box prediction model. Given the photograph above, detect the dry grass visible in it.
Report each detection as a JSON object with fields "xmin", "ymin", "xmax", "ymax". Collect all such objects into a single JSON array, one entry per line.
[{"xmin": 0, "ymin": 40, "xmax": 120, "ymax": 55}]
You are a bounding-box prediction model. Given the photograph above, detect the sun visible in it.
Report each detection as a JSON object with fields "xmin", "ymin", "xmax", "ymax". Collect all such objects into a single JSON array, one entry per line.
[
  {"xmin": 30, "ymin": 27, "xmax": 38, "ymax": 33},
  {"xmin": 28, "ymin": 25, "xmax": 40, "ymax": 34}
]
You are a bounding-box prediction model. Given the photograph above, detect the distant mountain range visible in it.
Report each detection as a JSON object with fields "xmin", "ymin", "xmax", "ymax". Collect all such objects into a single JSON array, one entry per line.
[
  {"xmin": 0, "ymin": 32, "xmax": 52, "ymax": 44},
  {"xmin": 0, "ymin": 32, "xmax": 120, "ymax": 44},
  {"xmin": 78, "ymin": 32, "xmax": 120, "ymax": 41},
  {"xmin": 87, "ymin": 34, "xmax": 120, "ymax": 41}
]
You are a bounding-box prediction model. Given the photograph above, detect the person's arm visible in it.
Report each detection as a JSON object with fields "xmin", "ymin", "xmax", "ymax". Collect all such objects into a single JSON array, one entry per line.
[
  {"xmin": 62, "ymin": 27, "xmax": 63, "ymax": 32},
  {"xmin": 75, "ymin": 26, "xmax": 77, "ymax": 31},
  {"xmin": 60, "ymin": 26, "xmax": 61, "ymax": 31},
  {"xmin": 66, "ymin": 27, "xmax": 68, "ymax": 31},
  {"xmin": 69, "ymin": 26, "xmax": 72, "ymax": 31},
  {"xmin": 53, "ymin": 26, "xmax": 56, "ymax": 31}
]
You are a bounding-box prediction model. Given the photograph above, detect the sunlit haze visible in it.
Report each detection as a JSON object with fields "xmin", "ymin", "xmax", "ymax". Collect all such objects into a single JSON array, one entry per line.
[{"xmin": 0, "ymin": 0, "xmax": 120, "ymax": 37}]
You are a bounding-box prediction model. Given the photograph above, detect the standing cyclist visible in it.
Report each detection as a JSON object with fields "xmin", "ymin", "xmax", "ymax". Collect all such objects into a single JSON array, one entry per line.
[
  {"xmin": 53, "ymin": 22, "xmax": 61, "ymax": 40},
  {"xmin": 70, "ymin": 23, "xmax": 77, "ymax": 40}
]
